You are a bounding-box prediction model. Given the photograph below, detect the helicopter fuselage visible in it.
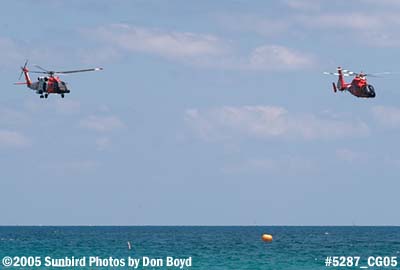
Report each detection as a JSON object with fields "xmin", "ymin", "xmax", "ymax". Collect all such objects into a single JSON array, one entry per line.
[
  {"xmin": 347, "ymin": 79, "xmax": 376, "ymax": 98},
  {"xmin": 333, "ymin": 67, "xmax": 376, "ymax": 98},
  {"xmin": 15, "ymin": 61, "xmax": 102, "ymax": 99},
  {"xmin": 29, "ymin": 76, "xmax": 70, "ymax": 97}
]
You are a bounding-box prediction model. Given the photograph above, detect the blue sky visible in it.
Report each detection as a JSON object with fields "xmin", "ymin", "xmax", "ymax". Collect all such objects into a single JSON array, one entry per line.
[{"xmin": 1, "ymin": 0, "xmax": 400, "ymax": 225}]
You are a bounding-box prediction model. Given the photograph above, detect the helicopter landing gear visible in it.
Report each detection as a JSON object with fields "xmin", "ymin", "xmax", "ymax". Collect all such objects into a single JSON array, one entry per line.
[
  {"xmin": 44, "ymin": 94, "xmax": 48, "ymax": 98},
  {"xmin": 40, "ymin": 95, "xmax": 44, "ymax": 99},
  {"xmin": 61, "ymin": 94, "xmax": 65, "ymax": 98}
]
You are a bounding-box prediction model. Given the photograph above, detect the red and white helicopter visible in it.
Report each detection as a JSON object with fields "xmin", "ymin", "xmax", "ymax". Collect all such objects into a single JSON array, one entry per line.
[
  {"xmin": 324, "ymin": 67, "xmax": 393, "ymax": 98},
  {"xmin": 15, "ymin": 60, "xmax": 103, "ymax": 99}
]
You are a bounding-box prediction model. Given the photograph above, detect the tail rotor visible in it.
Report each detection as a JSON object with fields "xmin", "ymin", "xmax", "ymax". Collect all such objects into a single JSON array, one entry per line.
[
  {"xmin": 15, "ymin": 59, "xmax": 32, "ymax": 86},
  {"xmin": 18, "ymin": 60, "xmax": 28, "ymax": 80},
  {"xmin": 323, "ymin": 66, "xmax": 348, "ymax": 92}
]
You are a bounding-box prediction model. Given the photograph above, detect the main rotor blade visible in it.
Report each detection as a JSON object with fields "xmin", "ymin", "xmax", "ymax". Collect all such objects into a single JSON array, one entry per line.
[
  {"xmin": 323, "ymin": 72, "xmax": 351, "ymax": 76},
  {"xmin": 342, "ymin": 71, "xmax": 357, "ymax": 75},
  {"xmin": 325, "ymin": 67, "xmax": 399, "ymax": 79},
  {"xmin": 54, "ymin": 67, "xmax": 103, "ymax": 74},
  {"xmin": 34, "ymin": 65, "xmax": 49, "ymax": 72},
  {"xmin": 323, "ymin": 72, "xmax": 339, "ymax": 75},
  {"xmin": 30, "ymin": 70, "xmax": 68, "ymax": 76},
  {"xmin": 29, "ymin": 71, "xmax": 48, "ymax": 74},
  {"xmin": 365, "ymin": 71, "xmax": 397, "ymax": 77},
  {"xmin": 341, "ymin": 69, "xmax": 356, "ymax": 73}
]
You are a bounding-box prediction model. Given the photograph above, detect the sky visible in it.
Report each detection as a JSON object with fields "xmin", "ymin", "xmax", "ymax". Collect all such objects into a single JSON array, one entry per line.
[{"xmin": 1, "ymin": 0, "xmax": 400, "ymax": 225}]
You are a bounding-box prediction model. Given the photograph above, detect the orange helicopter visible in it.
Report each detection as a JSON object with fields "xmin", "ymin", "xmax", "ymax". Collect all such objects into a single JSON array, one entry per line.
[{"xmin": 15, "ymin": 60, "xmax": 103, "ymax": 99}]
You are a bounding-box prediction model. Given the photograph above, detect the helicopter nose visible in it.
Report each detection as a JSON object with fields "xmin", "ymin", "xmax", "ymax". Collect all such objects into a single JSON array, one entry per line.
[{"xmin": 366, "ymin": 84, "xmax": 376, "ymax": 98}]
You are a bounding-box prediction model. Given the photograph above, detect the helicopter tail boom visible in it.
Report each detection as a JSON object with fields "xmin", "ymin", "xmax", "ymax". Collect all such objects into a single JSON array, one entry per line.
[
  {"xmin": 336, "ymin": 67, "xmax": 348, "ymax": 91},
  {"xmin": 22, "ymin": 69, "xmax": 32, "ymax": 86},
  {"xmin": 16, "ymin": 60, "xmax": 32, "ymax": 87}
]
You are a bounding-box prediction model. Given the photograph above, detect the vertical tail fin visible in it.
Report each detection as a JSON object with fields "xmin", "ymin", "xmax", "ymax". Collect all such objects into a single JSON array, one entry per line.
[
  {"xmin": 336, "ymin": 66, "xmax": 347, "ymax": 91},
  {"xmin": 18, "ymin": 60, "xmax": 31, "ymax": 86}
]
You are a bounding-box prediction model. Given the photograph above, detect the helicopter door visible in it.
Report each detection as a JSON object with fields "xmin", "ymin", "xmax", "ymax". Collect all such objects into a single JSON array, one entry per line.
[
  {"xmin": 43, "ymin": 77, "xmax": 48, "ymax": 92},
  {"xmin": 53, "ymin": 81, "xmax": 59, "ymax": 92},
  {"xmin": 38, "ymin": 78, "xmax": 45, "ymax": 93}
]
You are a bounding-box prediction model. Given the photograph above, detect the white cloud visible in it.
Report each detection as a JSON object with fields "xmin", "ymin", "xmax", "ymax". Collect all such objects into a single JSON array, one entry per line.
[
  {"xmin": 78, "ymin": 46, "xmax": 122, "ymax": 65},
  {"xmin": 0, "ymin": 107, "xmax": 29, "ymax": 126},
  {"xmin": 223, "ymin": 156, "xmax": 314, "ymax": 175},
  {"xmin": 297, "ymin": 13, "xmax": 384, "ymax": 30},
  {"xmin": 86, "ymin": 24, "xmax": 316, "ymax": 70},
  {"xmin": 371, "ymin": 105, "xmax": 400, "ymax": 128},
  {"xmin": 0, "ymin": 130, "xmax": 30, "ymax": 148},
  {"xmin": 95, "ymin": 137, "xmax": 111, "ymax": 150},
  {"xmin": 217, "ymin": 14, "xmax": 290, "ymax": 37},
  {"xmin": 80, "ymin": 115, "xmax": 125, "ymax": 132},
  {"xmin": 336, "ymin": 148, "xmax": 368, "ymax": 163},
  {"xmin": 0, "ymin": 36, "xmax": 78, "ymax": 71},
  {"xmin": 194, "ymin": 44, "xmax": 316, "ymax": 70},
  {"xmin": 22, "ymin": 99, "xmax": 81, "ymax": 116},
  {"xmin": 248, "ymin": 45, "xmax": 315, "ymax": 70},
  {"xmin": 360, "ymin": 0, "xmax": 400, "ymax": 8},
  {"xmin": 185, "ymin": 106, "xmax": 369, "ymax": 141},
  {"xmin": 54, "ymin": 99, "xmax": 81, "ymax": 115},
  {"xmin": 43, "ymin": 160, "xmax": 98, "ymax": 172},
  {"xmin": 217, "ymin": 7, "xmax": 400, "ymax": 48},
  {"xmin": 284, "ymin": 0, "xmax": 322, "ymax": 11},
  {"xmin": 297, "ymin": 11, "xmax": 400, "ymax": 47},
  {"xmin": 0, "ymin": 37, "xmax": 24, "ymax": 69},
  {"xmin": 88, "ymin": 24, "xmax": 226, "ymax": 59}
]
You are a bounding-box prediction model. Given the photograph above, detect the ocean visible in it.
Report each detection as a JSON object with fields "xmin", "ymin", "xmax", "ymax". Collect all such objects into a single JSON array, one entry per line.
[{"xmin": 0, "ymin": 226, "xmax": 399, "ymax": 269}]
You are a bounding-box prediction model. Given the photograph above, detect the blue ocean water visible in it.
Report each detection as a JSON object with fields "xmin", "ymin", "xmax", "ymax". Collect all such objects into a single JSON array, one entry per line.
[{"xmin": 0, "ymin": 226, "xmax": 399, "ymax": 269}]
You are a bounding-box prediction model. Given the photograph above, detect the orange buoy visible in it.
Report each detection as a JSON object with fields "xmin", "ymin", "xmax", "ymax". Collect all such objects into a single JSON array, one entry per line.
[{"xmin": 262, "ymin": 234, "xmax": 273, "ymax": 242}]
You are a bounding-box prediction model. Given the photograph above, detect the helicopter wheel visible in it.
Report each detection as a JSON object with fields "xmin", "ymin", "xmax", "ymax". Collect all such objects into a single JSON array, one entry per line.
[
  {"xmin": 40, "ymin": 95, "xmax": 44, "ymax": 99},
  {"xmin": 44, "ymin": 94, "xmax": 48, "ymax": 98},
  {"xmin": 61, "ymin": 94, "xmax": 65, "ymax": 98}
]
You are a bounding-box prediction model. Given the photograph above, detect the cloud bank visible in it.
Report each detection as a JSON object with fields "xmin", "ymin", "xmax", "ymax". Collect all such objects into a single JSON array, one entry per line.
[
  {"xmin": 86, "ymin": 24, "xmax": 316, "ymax": 70},
  {"xmin": 185, "ymin": 105, "xmax": 369, "ymax": 141},
  {"xmin": 0, "ymin": 130, "xmax": 30, "ymax": 148}
]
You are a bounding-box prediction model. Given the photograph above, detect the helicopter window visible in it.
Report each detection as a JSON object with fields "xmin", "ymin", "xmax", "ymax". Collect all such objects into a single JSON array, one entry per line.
[{"xmin": 368, "ymin": 85, "xmax": 375, "ymax": 92}]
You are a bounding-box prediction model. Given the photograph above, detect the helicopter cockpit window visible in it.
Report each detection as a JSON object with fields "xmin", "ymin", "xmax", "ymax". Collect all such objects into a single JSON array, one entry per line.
[{"xmin": 367, "ymin": 85, "xmax": 375, "ymax": 92}]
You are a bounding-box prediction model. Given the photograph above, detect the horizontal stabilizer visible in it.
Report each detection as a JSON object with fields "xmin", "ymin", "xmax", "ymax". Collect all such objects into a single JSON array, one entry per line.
[{"xmin": 332, "ymin": 82, "xmax": 337, "ymax": 92}]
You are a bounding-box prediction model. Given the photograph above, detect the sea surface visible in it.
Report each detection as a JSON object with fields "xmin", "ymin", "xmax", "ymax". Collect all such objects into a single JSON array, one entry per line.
[{"xmin": 0, "ymin": 226, "xmax": 399, "ymax": 269}]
